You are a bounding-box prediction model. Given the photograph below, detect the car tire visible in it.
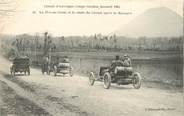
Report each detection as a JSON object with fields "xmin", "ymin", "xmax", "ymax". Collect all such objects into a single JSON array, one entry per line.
[
  {"xmin": 103, "ymin": 72, "xmax": 111, "ymax": 89},
  {"xmin": 89, "ymin": 72, "xmax": 95, "ymax": 86},
  {"xmin": 133, "ymin": 72, "xmax": 141, "ymax": 89}
]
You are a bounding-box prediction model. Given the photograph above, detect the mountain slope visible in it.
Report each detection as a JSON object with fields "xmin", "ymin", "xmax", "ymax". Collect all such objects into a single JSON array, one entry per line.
[{"xmin": 115, "ymin": 7, "xmax": 183, "ymax": 37}]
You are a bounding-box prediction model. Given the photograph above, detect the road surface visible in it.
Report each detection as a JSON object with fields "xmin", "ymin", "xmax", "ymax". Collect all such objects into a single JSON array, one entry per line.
[{"xmin": 0, "ymin": 56, "xmax": 183, "ymax": 116}]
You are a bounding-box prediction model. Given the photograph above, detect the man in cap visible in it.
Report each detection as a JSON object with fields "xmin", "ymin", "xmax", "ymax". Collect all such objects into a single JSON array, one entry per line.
[
  {"xmin": 110, "ymin": 55, "xmax": 123, "ymax": 71},
  {"xmin": 122, "ymin": 54, "xmax": 132, "ymax": 67}
]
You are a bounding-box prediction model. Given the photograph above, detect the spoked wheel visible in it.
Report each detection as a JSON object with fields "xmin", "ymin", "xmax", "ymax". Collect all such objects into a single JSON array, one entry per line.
[
  {"xmin": 132, "ymin": 72, "xmax": 141, "ymax": 89},
  {"xmin": 103, "ymin": 73, "xmax": 111, "ymax": 89},
  {"xmin": 89, "ymin": 72, "xmax": 95, "ymax": 86}
]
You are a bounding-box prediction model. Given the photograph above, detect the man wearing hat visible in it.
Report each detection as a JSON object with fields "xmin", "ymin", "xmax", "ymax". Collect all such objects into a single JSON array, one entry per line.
[
  {"xmin": 110, "ymin": 55, "xmax": 123, "ymax": 71},
  {"xmin": 123, "ymin": 54, "xmax": 132, "ymax": 67}
]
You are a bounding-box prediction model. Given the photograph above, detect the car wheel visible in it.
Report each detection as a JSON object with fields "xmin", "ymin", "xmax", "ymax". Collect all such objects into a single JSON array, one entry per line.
[
  {"xmin": 103, "ymin": 72, "xmax": 111, "ymax": 89},
  {"xmin": 133, "ymin": 72, "xmax": 141, "ymax": 89},
  {"xmin": 89, "ymin": 72, "xmax": 95, "ymax": 86}
]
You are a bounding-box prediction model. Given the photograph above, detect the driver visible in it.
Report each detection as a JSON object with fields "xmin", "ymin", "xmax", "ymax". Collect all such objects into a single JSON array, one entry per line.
[{"xmin": 110, "ymin": 55, "xmax": 123, "ymax": 71}]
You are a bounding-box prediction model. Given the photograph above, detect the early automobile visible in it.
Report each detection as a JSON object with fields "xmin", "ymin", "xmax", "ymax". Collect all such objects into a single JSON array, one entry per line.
[
  {"xmin": 10, "ymin": 56, "xmax": 30, "ymax": 77},
  {"xmin": 89, "ymin": 65, "xmax": 141, "ymax": 89},
  {"xmin": 51, "ymin": 57, "xmax": 73, "ymax": 77}
]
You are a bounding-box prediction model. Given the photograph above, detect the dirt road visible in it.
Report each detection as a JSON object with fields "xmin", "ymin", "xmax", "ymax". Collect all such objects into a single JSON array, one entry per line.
[{"xmin": 0, "ymin": 56, "xmax": 183, "ymax": 116}]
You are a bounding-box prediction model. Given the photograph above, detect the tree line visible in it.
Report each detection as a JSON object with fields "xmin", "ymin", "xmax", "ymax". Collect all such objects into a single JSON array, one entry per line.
[{"xmin": 1, "ymin": 33, "xmax": 183, "ymax": 56}]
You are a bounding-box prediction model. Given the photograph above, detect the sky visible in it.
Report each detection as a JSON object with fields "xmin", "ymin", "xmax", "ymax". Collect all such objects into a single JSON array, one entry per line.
[{"xmin": 0, "ymin": 0, "xmax": 183, "ymax": 36}]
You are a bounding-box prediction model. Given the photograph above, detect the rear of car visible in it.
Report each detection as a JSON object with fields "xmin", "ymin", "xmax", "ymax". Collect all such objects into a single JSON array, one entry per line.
[
  {"xmin": 10, "ymin": 56, "xmax": 30, "ymax": 76},
  {"xmin": 57, "ymin": 62, "xmax": 71, "ymax": 74}
]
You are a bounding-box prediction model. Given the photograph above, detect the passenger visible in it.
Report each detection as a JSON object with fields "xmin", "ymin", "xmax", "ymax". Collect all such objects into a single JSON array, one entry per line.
[
  {"xmin": 110, "ymin": 55, "xmax": 123, "ymax": 71},
  {"xmin": 63, "ymin": 56, "xmax": 69, "ymax": 63},
  {"xmin": 122, "ymin": 54, "xmax": 132, "ymax": 67}
]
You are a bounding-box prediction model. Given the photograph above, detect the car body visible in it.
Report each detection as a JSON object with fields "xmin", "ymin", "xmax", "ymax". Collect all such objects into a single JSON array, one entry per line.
[{"xmin": 10, "ymin": 56, "xmax": 30, "ymax": 77}]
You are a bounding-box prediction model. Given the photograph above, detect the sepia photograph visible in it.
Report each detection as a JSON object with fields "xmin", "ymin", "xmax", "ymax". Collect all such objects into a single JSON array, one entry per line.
[{"xmin": 0, "ymin": 0, "xmax": 183, "ymax": 116}]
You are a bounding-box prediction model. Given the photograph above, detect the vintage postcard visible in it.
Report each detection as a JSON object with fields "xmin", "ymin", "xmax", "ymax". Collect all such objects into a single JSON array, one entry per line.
[{"xmin": 0, "ymin": 0, "xmax": 183, "ymax": 116}]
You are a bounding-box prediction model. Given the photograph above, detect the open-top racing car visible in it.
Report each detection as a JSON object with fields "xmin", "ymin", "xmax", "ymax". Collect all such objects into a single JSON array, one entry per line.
[{"xmin": 89, "ymin": 65, "xmax": 141, "ymax": 89}]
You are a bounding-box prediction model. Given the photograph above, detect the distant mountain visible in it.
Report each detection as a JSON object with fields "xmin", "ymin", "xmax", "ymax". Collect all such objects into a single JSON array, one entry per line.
[{"xmin": 115, "ymin": 7, "xmax": 183, "ymax": 37}]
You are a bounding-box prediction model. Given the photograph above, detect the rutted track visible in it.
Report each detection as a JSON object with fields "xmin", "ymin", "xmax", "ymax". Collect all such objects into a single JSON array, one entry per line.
[
  {"xmin": 0, "ymin": 73, "xmax": 90, "ymax": 116},
  {"xmin": 0, "ymin": 80, "xmax": 51, "ymax": 116}
]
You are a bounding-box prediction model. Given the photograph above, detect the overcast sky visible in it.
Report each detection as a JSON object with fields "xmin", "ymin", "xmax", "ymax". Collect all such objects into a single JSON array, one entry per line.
[{"xmin": 0, "ymin": 0, "xmax": 183, "ymax": 36}]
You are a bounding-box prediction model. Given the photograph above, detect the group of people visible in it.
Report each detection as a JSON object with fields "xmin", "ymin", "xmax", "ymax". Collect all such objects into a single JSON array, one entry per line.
[{"xmin": 110, "ymin": 54, "xmax": 132, "ymax": 72}]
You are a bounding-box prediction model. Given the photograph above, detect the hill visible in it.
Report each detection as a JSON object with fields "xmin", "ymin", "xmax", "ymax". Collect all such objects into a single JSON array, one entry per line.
[{"xmin": 115, "ymin": 7, "xmax": 183, "ymax": 37}]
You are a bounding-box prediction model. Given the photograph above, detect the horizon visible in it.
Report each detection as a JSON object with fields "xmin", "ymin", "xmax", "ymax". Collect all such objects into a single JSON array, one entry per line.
[{"xmin": 0, "ymin": 33, "xmax": 183, "ymax": 39}]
